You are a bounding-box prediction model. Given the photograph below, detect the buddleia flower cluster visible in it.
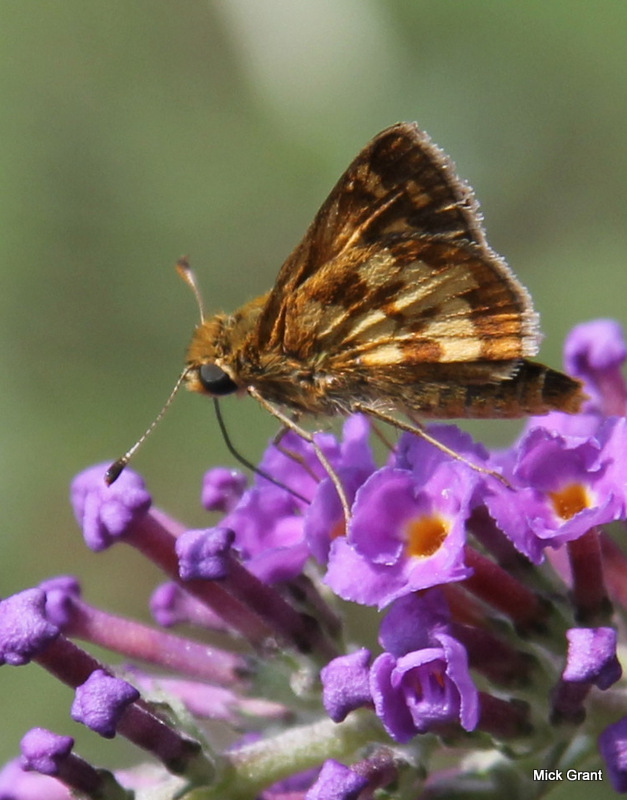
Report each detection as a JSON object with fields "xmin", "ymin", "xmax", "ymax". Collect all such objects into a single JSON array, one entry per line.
[{"xmin": 1, "ymin": 318, "xmax": 626, "ymax": 800}]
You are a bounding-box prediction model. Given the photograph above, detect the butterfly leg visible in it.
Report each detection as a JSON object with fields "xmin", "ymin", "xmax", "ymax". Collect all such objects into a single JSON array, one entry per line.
[
  {"xmin": 272, "ymin": 425, "xmax": 323, "ymax": 485},
  {"xmin": 352, "ymin": 402, "xmax": 511, "ymax": 488},
  {"xmin": 247, "ymin": 387, "xmax": 352, "ymax": 523},
  {"xmin": 369, "ymin": 420, "xmax": 397, "ymax": 453}
]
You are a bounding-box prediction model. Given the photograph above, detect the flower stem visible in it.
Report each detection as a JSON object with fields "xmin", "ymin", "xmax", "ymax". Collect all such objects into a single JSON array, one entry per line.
[{"xmin": 191, "ymin": 710, "xmax": 387, "ymax": 800}]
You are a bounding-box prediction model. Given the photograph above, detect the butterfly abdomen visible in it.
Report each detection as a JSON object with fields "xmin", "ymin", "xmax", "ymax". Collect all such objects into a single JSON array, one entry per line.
[
  {"xmin": 490, "ymin": 359, "xmax": 586, "ymax": 418},
  {"xmin": 399, "ymin": 359, "xmax": 585, "ymax": 419}
]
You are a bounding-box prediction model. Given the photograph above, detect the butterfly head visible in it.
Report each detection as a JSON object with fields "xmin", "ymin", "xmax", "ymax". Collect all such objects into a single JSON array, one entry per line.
[{"xmin": 184, "ymin": 316, "xmax": 240, "ymax": 397}]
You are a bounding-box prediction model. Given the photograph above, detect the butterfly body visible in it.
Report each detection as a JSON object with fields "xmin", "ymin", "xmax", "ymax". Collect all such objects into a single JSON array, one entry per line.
[{"xmin": 184, "ymin": 123, "xmax": 584, "ymax": 425}]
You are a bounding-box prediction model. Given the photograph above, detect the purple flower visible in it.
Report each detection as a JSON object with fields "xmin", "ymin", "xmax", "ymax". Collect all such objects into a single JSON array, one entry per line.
[
  {"xmin": 305, "ymin": 467, "xmax": 368, "ymax": 564},
  {"xmin": 521, "ymin": 319, "xmax": 627, "ymax": 440},
  {"xmin": 368, "ymin": 592, "xmax": 478, "ymax": 741},
  {"xmin": 566, "ymin": 319, "xmax": 626, "ymax": 379},
  {"xmin": 219, "ymin": 416, "xmax": 374, "ymax": 582},
  {"xmin": 378, "ymin": 590, "xmax": 451, "ymax": 656},
  {"xmin": 325, "ymin": 462, "xmax": 475, "ymax": 608},
  {"xmin": 395, "ymin": 423, "xmax": 491, "ymax": 486},
  {"xmin": 370, "ymin": 630, "xmax": 478, "ymax": 742},
  {"xmin": 257, "ymin": 428, "xmax": 341, "ymax": 502},
  {"xmin": 486, "ymin": 419, "xmax": 626, "ymax": 563},
  {"xmin": 338, "ymin": 414, "xmax": 376, "ymax": 476},
  {"xmin": 220, "ymin": 485, "xmax": 309, "ymax": 582},
  {"xmin": 3, "ymin": 322, "xmax": 627, "ymax": 799}
]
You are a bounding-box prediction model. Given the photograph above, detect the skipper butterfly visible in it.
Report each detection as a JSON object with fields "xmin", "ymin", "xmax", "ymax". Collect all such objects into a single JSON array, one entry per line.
[{"xmin": 108, "ymin": 123, "xmax": 584, "ymax": 516}]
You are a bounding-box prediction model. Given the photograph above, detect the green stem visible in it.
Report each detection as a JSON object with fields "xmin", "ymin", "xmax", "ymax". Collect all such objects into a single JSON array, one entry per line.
[{"xmin": 186, "ymin": 709, "xmax": 386, "ymax": 800}]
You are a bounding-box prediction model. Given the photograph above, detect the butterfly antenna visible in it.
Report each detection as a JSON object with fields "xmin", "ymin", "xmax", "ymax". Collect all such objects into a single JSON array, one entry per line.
[
  {"xmin": 176, "ymin": 256, "xmax": 206, "ymax": 323},
  {"xmin": 105, "ymin": 368, "xmax": 190, "ymax": 485},
  {"xmin": 213, "ymin": 398, "xmax": 310, "ymax": 505}
]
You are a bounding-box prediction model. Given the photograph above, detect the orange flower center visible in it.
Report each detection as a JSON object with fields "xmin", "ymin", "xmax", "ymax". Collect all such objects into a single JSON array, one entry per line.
[
  {"xmin": 404, "ymin": 515, "xmax": 449, "ymax": 558},
  {"xmin": 548, "ymin": 483, "xmax": 590, "ymax": 520}
]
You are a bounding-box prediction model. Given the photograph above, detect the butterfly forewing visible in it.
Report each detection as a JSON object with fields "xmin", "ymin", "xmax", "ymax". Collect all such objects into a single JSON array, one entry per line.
[
  {"xmin": 256, "ymin": 122, "xmax": 500, "ymax": 348},
  {"xmin": 281, "ymin": 236, "xmax": 539, "ymax": 368},
  {"xmin": 256, "ymin": 122, "xmax": 539, "ymax": 371}
]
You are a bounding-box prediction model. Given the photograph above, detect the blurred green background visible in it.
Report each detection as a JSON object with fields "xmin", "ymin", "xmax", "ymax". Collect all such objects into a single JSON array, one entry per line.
[{"xmin": 1, "ymin": 1, "xmax": 625, "ymax": 790}]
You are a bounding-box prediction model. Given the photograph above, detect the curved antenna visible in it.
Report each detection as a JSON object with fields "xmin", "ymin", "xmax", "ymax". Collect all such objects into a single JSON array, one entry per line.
[
  {"xmin": 213, "ymin": 398, "xmax": 310, "ymax": 505},
  {"xmin": 105, "ymin": 368, "xmax": 190, "ymax": 485},
  {"xmin": 176, "ymin": 256, "xmax": 205, "ymax": 323}
]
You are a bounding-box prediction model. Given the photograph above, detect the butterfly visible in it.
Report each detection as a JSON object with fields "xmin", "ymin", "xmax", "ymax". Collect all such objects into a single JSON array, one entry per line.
[{"xmin": 108, "ymin": 123, "xmax": 584, "ymax": 517}]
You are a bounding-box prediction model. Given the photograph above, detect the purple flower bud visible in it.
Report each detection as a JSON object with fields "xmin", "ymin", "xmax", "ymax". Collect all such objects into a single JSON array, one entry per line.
[
  {"xmin": 599, "ymin": 716, "xmax": 627, "ymax": 792},
  {"xmin": 201, "ymin": 467, "xmax": 247, "ymax": 512},
  {"xmin": 563, "ymin": 627, "xmax": 621, "ymax": 689},
  {"xmin": 20, "ymin": 728, "xmax": 73, "ymax": 775},
  {"xmin": 70, "ymin": 464, "xmax": 151, "ymax": 551},
  {"xmin": 150, "ymin": 582, "xmax": 230, "ymax": 631},
  {"xmin": 321, "ymin": 649, "xmax": 372, "ymax": 722},
  {"xmin": 305, "ymin": 759, "xmax": 368, "ymax": 800},
  {"xmin": 176, "ymin": 527, "xmax": 236, "ymax": 581},
  {"xmin": 71, "ymin": 669, "xmax": 140, "ymax": 738},
  {"xmin": 38, "ymin": 576, "xmax": 81, "ymax": 628},
  {"xmin": 565, "ymin": 319, "xmax": 626, "ymax": 377},
  {"xmin": 0, "ymin": 589, "xmax": 59, "ymax": 665},
  {"xmin": 20, "ymin": 728, "xmax": 110, "ymax": 797}
]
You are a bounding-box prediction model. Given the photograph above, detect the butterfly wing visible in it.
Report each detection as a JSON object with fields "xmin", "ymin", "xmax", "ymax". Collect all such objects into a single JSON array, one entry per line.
[
  {"xmin": 255, "ymin": 122, "xmax": 526, "ymax": 346},
  {"xmin": 255, "ymin": 122, "xmax": 539, "ymax": 367},
  {"xmin": 282, "ymin": 235, "xmax": 537, "ymax": 367}
]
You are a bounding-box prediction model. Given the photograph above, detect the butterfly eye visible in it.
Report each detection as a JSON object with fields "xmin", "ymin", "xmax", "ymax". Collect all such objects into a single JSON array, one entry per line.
[{"xmin": 198, "ymin": 363, "xmax": 238, "ymax": 396}]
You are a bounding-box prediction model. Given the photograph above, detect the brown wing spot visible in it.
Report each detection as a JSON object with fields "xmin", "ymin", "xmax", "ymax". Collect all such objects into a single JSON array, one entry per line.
[
  {"xmin": 308, "ymin": 268, "xmax": 370, "ymax": 308},
  {"xmin": 370, "ymin": 279, "xmax": 406, "ymax": 311},
  {"xmin": 399, "ymin": 338, "xmax": 443, "ymax": 362}
]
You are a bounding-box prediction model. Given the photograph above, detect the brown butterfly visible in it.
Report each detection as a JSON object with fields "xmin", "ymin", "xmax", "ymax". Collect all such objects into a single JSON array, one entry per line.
[{"xmin": 108, "ymin": 123, "xmax": 584, "ymax": 515}]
